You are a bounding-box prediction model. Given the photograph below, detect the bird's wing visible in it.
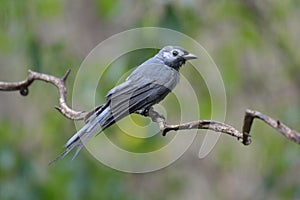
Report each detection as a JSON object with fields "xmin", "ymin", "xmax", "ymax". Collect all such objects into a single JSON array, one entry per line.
[
  {"xmin": 101, "ymin": 80, "xmax": 170, "ymax": 128},
  {"xmin": 99, "ymin": 63, "xmax": 179, "ymax": 130},
  {"xmin": 106, "ymin": 63, "xmax": 179, "ymax": 99}
]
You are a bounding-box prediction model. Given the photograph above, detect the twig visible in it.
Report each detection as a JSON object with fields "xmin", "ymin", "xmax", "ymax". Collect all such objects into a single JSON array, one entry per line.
[
  {"xmin": 140, "ymin": 108, "xmax": 244, "ymax": 142},
  {"xmin": 1, "ymin": 70, "xmax": 300, "ymax": 146},
  {"xmin": 0, "ymin": 69, "xmax": 87, "ymax": 120},
  {"xmin": 243, "ymin": 109, "xmax": 300, "ymax": 144},
  {"xmin": 141, "ymin": 108, "xmax": 300, "ymax": 146}
]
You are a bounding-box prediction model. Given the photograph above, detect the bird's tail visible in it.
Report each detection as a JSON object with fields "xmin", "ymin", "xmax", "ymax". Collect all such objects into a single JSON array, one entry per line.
[{"xmin": 49, "ymin": 105, "xmax": 112, "ymax": 165}]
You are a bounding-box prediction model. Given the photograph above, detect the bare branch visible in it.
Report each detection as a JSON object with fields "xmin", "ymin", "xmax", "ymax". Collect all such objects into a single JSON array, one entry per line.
[
  {"xmin": 1, "ymin": 70, "xmax": 300, "ymax": 146},
  {"xmin": 139, "ymin": 107, "xmax": 244, "ymax": 142},
  {"xmin": 0, "ymin": 69, "xmax": 87, "ymax": 120},
  {"xmin": 243, "ymin": 109, "xmax": 300, "ymax": 144},
  {"xmin": 139, "ymin": 108, "xmax": 300, "ymax": 146}
]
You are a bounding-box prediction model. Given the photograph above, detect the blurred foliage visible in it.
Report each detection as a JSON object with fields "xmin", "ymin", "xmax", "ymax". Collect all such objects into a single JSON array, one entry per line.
[{"xmin": 0, "ymin": 0, "xmax": 300, "ymax": 200}]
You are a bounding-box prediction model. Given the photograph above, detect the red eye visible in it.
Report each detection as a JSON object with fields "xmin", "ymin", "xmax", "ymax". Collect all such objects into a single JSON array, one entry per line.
[{"xmin": 172, "ymin": 50, "xmax": 178, "ymax": 56}]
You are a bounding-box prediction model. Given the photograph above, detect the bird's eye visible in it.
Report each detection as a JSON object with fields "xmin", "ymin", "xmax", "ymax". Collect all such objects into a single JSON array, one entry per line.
[{"xmin": 172, "ymin": 50, "xmax": 178, "ymax": 56}]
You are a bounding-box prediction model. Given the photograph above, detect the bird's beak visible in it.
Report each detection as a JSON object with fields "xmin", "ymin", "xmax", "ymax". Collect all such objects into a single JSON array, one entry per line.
[{"xmin": 183, "ymin": 53, "xmax": 197, "ymax": 60}]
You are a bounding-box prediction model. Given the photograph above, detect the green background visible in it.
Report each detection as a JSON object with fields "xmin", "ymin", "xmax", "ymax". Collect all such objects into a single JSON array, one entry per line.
[{"xmin": 0, "ymin": 0, "xmax": 300, "ymax": 199}]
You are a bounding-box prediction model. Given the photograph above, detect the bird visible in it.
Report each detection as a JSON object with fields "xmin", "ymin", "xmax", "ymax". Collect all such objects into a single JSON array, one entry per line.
[{"xmin": 50, "ymin": 45, "xmax": 197, "ymax": 164}]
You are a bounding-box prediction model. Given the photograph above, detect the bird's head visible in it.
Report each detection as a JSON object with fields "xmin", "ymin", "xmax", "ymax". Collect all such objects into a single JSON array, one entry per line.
[{"xmin": 158, "ymin": 46, "xmax": 197, "ymax": 70}]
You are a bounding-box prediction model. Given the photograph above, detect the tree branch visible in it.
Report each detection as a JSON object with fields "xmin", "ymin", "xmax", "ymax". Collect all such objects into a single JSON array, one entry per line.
[
  {"xmin": 139, "ymin": 107, "xmax": 300, "ymax": 146},
  {"xmin": 136, "ymin": 108, "xmax": 243, "ymax": 140},
  {"xmin": 243, "ymin": 109, "xmax": 300, "ymax": 144},
  {"xmin": 1, "ymin": 69, "xmax": 300, "ymax": 146},
  {"xmin": 0, "ymin": 69, "xmax": 88, "ymax": 120}
]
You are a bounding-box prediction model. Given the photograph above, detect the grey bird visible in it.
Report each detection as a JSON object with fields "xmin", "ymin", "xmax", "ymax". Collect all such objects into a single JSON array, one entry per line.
[{"xmin": 51, "ymin": 46, "xmax": 197, "ymax": 163}]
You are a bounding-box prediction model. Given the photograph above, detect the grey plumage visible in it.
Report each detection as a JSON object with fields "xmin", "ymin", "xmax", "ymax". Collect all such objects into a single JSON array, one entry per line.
[{"xmin": 50, "ymin": 46, "xmax": 197, "ymax": 164}]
